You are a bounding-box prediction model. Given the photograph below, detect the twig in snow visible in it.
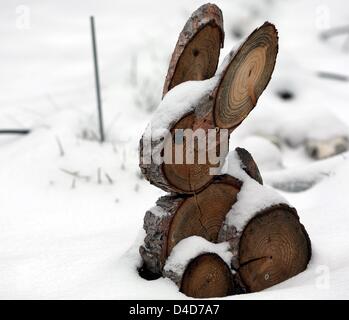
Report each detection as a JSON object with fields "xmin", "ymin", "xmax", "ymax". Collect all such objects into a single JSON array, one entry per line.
[
  {"xmin": 71, "ymin": 178, "xmax": 76, "ymax": 189},
  {"xmin": 317, "ymin": 71, "xmax": 349, "ymax": 82},
  {"xmin": 320, "ymin": 25, "xmax": 349, "ymax": 40},
  {"xmin": 55, "ymin": 136, "xmax": 65, "ymax": 157},
  {"xmin": 105, "ymin": 172, "xmax": 114, "ymax": 184},
  {"xmin": 60, "ymin": 168, "xmax": 90, "ymax": 181}
]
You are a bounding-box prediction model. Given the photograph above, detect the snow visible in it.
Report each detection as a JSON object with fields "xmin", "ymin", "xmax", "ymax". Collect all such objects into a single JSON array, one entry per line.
[
  {"xmin": 1, "ymin": 0, "xmax": 349, "ymax": 299},
  {"xmin": 164, "ymin": 236, "xmax": 233, "ymax": 278},
  {"xmin": 147, "ymin": 77, "xmax": 218, "ymax": 141},
  {"xmin": 264, "ymin": 152, "xmax": 348, "ymax": 192},
  {"xmin": 234, "ymin": 135, "xmax": 283, "ymax": 171},
  {"xmin": 222, "ymin": 150, "xmax": 288, "ymax": 231}
]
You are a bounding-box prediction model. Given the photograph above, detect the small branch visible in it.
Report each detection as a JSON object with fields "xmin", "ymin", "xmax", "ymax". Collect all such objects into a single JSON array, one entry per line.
[
  {"xmin": 0, "ymin": 129, "xmax": 30, "ymax": 135},
  {"xmin": 105, "ymin": 172, "xmax": 114, "ymax": 184},
  {"xmin": 60, "ymin": 168, "xmax": 90, "ymax": 181},
  {"xmin": 320, "ymin": 25, "xmax": 349, "ymax": 40},
  {"xmin": 317, "ymin": 71, "xmax": 349, "ymax": 82},
  {"xmin": 55, "ymin": 136, "xmax": 65, "ymax": 157}
]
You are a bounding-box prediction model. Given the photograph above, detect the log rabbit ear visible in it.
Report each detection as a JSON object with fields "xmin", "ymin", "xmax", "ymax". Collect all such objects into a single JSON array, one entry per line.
[
  {"xmin": 162, "ymin": 3, "xmax": 224, "ymax": 97},
  {"xmin": 213, "ymin": 22, "xmax": 278, "ymax": 130}
]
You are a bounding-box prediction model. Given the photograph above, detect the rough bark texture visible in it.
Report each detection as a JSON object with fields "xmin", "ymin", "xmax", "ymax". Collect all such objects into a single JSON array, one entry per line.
[
  {"xmin": 218, "ymin": 204, "xmax": 311, "ymax": 293},
  {"xmin": 139, "ymin": 195, "xmax": 185, "ymax": 275},
  {"xmin": 139, "ymin": 134, "xmax": 176, "ymax": 193},
  {"xmin": 162, "ymin": 3, "xmax": 224, "ymax": 97},
  {"xmin": 139, "ymin": 175, "xmax": 241, "ymax": 275}
]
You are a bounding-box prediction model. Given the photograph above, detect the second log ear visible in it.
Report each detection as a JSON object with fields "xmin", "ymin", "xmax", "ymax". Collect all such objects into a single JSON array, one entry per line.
[
  {"xmin": 213, "ymin": 22, "xmax": 278, "ymax": 130},
  {"xmin": 162, "ymin": 3, "xmax": 225, "ymax": 98}
]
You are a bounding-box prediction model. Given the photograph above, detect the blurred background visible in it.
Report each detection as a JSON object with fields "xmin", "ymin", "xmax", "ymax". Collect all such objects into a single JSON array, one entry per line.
[{"xmin": 0, "ymin": 0, "xmax": 348, "ymax": 299}]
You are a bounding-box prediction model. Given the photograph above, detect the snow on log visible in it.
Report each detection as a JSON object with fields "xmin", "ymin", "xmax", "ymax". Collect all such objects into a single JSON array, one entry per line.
[
  {"xmin": 163, "ymin": 236, "xmax": 235, "ymax": 298},
  {"xmin": 218, "ymin": 204, "xmax": 311, "ymax": 293},
  {"xmin": 218, "ymin": 150, "xmax": 312, "ymax": 292},
  {"xmin": 162, "ymin": 3, "xmax": 224, "ymax": 97},
  {"xmin": 140, "ymin": 22, "xmax": 278, "ymax": 193}
]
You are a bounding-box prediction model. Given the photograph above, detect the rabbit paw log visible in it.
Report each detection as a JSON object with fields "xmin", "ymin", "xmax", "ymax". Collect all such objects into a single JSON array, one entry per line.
[
  {"xmin": 219, "ymin": 204, "xmax": 311, "ymax": 293},
  {"xmin": 139, "ymin": 175, "xmax": 241, "ymax": 275},
  {"xmin": 162, "ymin": 3, "xmax": 224, "ymax": 97},
  {"xmin": 178, "ymin": 253, "xmax": 234, "ymax": 298}
]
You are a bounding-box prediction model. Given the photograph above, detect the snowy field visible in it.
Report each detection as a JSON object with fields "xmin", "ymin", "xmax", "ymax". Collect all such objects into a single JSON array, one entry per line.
[{"xmin": 0, "ymin": 0, "xmax": 349, "ymax": 299}]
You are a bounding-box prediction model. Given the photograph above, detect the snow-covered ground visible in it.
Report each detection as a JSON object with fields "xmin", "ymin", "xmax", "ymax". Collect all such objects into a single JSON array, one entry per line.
[{"xmin": 0, "ymin": 0, "xmax": 349, "ymax": 299}]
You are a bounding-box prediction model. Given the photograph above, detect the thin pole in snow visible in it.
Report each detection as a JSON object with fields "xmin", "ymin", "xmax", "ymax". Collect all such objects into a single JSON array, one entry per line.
[
  {"xmin": 90, "ymin": 16, "xmax": 105, "ymax": 143},
  {"xmin": 0, "ymin": 129, "xmax": 30, "ymax": 135}
]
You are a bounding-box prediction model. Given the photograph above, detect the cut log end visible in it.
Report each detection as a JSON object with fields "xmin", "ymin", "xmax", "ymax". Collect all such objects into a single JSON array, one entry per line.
[
  {"xmin": 162, "ymin": 113, "xmax": 223, "ymax": 193},
  {"xmin": 166, "ymin": 176, "xmax": 240, "ymax": 256},
  {"xmin": 214, "ymin": 22, "xmax": 278, "ymax": 129},
  {"xmin": 180, "ymin": 253, "xmax": 233, "ymax": 298},
  {"xmin": 167, "ymin": 25, "xmax": 222, "ymax": 92},
  {"xmin": 163, "ymin": 3, "xmax": 224, "ymax": 97},
  {"xmin": 238, "ymin": 205, "xmax": 311, "ymax": 292}
]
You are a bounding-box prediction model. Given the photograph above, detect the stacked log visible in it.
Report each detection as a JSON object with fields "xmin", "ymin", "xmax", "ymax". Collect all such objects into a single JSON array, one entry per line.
[{"xmin": 137, "ymin": 3, "xmax": 311, "ymax": 298}]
